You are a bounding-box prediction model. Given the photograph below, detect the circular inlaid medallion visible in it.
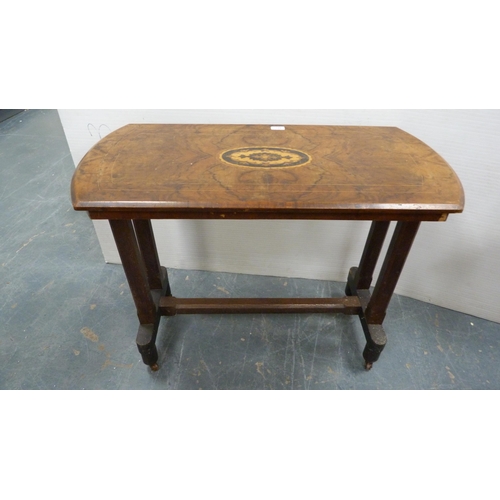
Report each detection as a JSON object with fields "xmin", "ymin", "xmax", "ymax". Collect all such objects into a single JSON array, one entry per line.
[{"xmin": 220, "ymin": 147, "xmax": 311, "ymax": 168}]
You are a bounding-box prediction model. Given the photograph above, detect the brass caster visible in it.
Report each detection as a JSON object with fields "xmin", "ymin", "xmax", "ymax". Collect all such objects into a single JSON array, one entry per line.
[
  {"xmin": 364, "ymin": 361, "xmax": 373, "ymax": 371},
  {"xmin": 150, "ymin": 363, "xmax": 160, "ymax": 372}
]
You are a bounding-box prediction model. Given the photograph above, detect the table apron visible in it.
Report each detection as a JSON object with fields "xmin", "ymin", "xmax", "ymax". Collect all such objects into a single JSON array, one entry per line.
[{"xmin": 86, "ymin": 210, "xmax": 451, "ymax": 222}]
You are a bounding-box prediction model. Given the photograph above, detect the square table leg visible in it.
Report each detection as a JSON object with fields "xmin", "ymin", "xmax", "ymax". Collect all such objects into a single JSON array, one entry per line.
[
  {"xmin": 366, "ymin": 221, "xmax": 421, "ymax": 324},
  {"xmin": 133, "ymin": 220, "xmax": 171, "ymax": 296},
  {"xmin": 346, "ymin": 220, "xmax": 421, "ymax": 369},
  {"xmin": 109, "ymin": 219, "xmax": 170, "ymax": 370},
  {"xmin": 345, "ymin": 221, "xmax": 391, "ymax": 295},
  {"xmin": 363, "ymin": 221, "xmax": 421, "ymax": 368}
]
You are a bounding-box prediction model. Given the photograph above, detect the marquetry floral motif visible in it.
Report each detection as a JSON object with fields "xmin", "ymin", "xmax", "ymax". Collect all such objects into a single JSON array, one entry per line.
[{"xmin": 221, "ymin": 147, "xmax": 311, "ymax": 168}]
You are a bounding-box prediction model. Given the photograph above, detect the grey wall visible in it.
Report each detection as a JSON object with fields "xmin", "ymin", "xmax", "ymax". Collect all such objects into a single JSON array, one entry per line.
[{"xmin": 59, "ymin": 109, "xmax": 500, "ymax": 323}]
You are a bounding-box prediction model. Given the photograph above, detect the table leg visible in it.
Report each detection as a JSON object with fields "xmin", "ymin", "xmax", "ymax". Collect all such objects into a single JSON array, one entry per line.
[
  {"xmin": 345, "ymin": 221, "xmax": 390, "ymax": 295},
  {"xmin": 363, "ymin": 221, "xmax": 421, "ymax": 367},
  {"xmin": 133, "ymin": 219, "xmax": 171, "ymax": 296},
  {"xmin": 109, "ymin": 219, "xmax": 160, "ymax": 370}
]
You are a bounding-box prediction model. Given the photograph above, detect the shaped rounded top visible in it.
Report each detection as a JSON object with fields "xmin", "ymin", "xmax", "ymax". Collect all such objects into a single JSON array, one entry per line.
[{"xmin": 71, "ymin": 124, "xmax": 464, "ymax": 221}]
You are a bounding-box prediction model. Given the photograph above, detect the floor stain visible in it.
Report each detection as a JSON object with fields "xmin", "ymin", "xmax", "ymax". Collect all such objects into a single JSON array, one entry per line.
[
  {"xmin": 255, "ymin": 361, "xmax": 265, "ymax": 378},
  {"xmin": 99, "ymin": 344, "xmax": 133, "ymax": 369},
  {"xmin": 79, "ymin": 328, "xmax": 130, "ymax": 367},
  {"xmin": 80, "ymin": 326, "xmax": 99, "ymax": 343}
]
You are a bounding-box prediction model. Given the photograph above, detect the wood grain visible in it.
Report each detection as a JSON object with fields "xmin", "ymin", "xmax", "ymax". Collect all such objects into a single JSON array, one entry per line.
[
  {"xmin": 159, "ymin": 296, "xmax": 361, "ymax": 315},
  {"xmin": 71, "ymin": 124, "xmax": 464, "ymax": 221}
]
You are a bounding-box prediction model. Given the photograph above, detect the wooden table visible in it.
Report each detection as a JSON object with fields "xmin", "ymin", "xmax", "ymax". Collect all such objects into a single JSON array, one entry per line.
[{"xmin": 71, "ymin": 124, "xmax": 464, "ymax": 371}]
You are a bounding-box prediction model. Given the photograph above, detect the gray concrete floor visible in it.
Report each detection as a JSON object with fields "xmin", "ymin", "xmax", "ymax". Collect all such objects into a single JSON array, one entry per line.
[{"xmin": 1, "ymin": 109, "xmax": 499, "ymax": 389}]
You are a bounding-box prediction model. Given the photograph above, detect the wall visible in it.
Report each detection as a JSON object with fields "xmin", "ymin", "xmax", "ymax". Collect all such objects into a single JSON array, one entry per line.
[{"xmin": 59, "ymin": 110, "xmax": 500, "ymax": 323}]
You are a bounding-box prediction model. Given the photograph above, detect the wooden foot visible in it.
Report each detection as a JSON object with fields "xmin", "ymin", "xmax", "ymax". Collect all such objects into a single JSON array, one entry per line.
[
  {"xmin": 137, "ymin": 324, "xmax": 159, "ymax": 367},
  {"xmin": 345, "ymin": 276, "xmax": 387, "ymax": 369},
  {"xmin": 362, "ymin": 339, "xmax": 385, "ymax": 369},
  {"xmin": 135, "ymin": 267, "xmax": 171, "ymax": 371}
]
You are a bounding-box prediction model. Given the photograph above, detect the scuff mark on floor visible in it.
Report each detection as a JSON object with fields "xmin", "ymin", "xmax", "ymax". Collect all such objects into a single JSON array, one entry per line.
[
  {"xmin": 16, "ymin": 231, "xmax": 46, "ymax": 253},
  {"xmin": 446, "ymin": 366, "xmax": 456, "ymax": 383}
]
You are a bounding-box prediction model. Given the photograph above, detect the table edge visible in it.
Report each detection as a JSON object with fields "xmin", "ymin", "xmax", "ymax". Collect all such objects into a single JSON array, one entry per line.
[{"xmin": 75, "ymin": 203, "xmax": 463, "ymax": 222}]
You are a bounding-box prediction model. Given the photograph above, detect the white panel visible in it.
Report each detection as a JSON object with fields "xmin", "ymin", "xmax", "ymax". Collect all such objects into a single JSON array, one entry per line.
[{"xmin": 60, "ymin": 110, "xmax": 500, "ymax": 323}]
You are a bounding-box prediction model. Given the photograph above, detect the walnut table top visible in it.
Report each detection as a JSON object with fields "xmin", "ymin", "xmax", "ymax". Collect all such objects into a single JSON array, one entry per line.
[{"xmin": 71, "ymin": 124, "xmax": 464, "ymax": 221}]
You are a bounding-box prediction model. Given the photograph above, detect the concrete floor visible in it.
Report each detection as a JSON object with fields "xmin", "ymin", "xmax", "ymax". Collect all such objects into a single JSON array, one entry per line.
[{"xmin": 1, "ymin": 109, "xmax": 499, "ymax": 389}]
